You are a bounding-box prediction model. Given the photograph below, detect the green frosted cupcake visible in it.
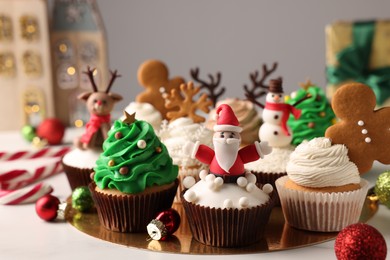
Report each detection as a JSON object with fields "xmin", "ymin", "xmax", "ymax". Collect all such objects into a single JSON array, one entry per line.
[
  {"xmin": 286, "ymin": 84, "xmax": 335, "ymax": 146},
  {"xmin": 89, "ymin": 113, "xmax": 179, "ymax": 233}
]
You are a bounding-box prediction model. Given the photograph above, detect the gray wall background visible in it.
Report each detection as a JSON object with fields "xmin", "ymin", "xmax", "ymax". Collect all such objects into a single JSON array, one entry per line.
[{"xmin": 96, "ymin": 0, "xmax": 390, "ymax": 109}]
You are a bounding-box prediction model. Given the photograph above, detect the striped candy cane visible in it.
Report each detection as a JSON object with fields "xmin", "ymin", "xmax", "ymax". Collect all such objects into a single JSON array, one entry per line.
[
  {"xmin": 0, "ymin": 159, "xmax": 63, "ymax": 190},
  {"xmin": 0, "ymin": 182, "xmax": 53, "ymax": 205},
  {"xmin": 0, "ymin": 146, "xmax": 71, "ymax": 162}
]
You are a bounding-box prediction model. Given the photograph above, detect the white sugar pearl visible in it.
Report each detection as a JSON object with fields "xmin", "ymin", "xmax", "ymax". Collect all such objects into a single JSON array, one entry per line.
[
  {"xmin": 362, "ymin": 129, "xmax": 368, "ymax": 134},
  {"xmin": 239, "ymin": 197, "xmax": 249, "ymax": 208},
  {"xmin": 137, "ymin": 140, "xmax": 146, "ymax": 149},
  {"xmin": 205, "ymin": 174, "xmax": 216, "ymax": 183},
  {"xmin": 358, "ymin": 120, "xmax": 364, "ymax": 126},
  {"xmin": 214, "ymin": 177, "xmax": 224, "ymax": 187},
  {"xmin": 237, "ymin": 177, "xmax": 248, "ymax": 187},
  {"xmin": 183, "ymin": 176, "xmax": 196, "ymax": 189},
  {"xmin": 184, "ymin": 190, "xmax": 197, "ymax": 202},
  {"xmin": 365, "ymin": 137, "xmax": 371, "ymax": 143},
  {"xmin": 245, "ymin": 172, "xmax": 257, "ymax": 184},
  {"xmin": 262, "ymin": 183, "xmax": 274, "ymax": 194},
  {"xmin": 199, "ymin": 170, "xmax": 208, "ymax": 180},
  {"xmin": 223, "ymin": 199, "xmax": 233, "ymax": 209},
  {"xmin": 246, "ymin": 183, "xmax": 256, "ymax": 192}
]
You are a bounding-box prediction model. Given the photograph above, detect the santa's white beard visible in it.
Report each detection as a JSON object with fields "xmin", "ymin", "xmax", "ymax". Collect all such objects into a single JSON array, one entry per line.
[{"xmin": 213, "ymin": 138, "xmax": 240, "ymax": 173}]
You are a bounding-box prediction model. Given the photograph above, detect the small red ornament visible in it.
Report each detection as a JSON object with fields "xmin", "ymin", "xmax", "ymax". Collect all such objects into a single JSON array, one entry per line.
[
  {"xmin": 35, "ymin": 194, "xmax": 60, "ymax": 221},
  {"xmin": 335, "ymin": 223, "xmax": 387, "ymax": 260},
  {"xmin": 36, "ymin": 118, "xmax": 66, "ymax": 145},
  {"xmin": 147, "ymin": 208, "xmax": 181, "ymax": 241}
]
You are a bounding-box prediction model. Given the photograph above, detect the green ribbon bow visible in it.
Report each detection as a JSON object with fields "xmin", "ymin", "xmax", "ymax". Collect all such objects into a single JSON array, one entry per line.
[{"xmin": 326, "ymin": 21, "xmax": 390, "ymax": 105}]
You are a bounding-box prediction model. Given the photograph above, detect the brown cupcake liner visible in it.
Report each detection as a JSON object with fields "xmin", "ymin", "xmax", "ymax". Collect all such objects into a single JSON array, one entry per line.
[
  {"xmin": 180, "ymin": 190, "xmax": 275, "ymax": 247},
  {"xmin": 89, "ymin": 179, "xmax": 179, "ymax": 233},
  {"xmin": 62, "ymin": 161, "xmax": 93, "ymax": 191},
  {"xmin": 276, "ymin": 176, "xmax": 369, "ymax": 232}
]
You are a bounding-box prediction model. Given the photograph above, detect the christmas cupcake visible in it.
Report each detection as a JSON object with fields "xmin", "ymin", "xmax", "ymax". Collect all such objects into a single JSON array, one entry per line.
[
  {"xmin": 276, "ymin": 137, "xmax": 369, "ymax": 232},
  {"xmin": 158, "ymin": 117, "xmax": 213, "ymax": 202},
  {"xmin": 286, "ymin": 80, "xmax": 335, "ymax": 146},
  {"xmin": 89, "ymin": 112, "xmax": 179, "ymax": 233},
  {"xmin": 206, "ymin": 98, "xmax": 262, "ymax": 147},
  {"xmin": 182, "ymin": 104, "xmax": 274, "ymax": 247},
  {"xmin": 62, "ymin": 67, "xmax": 122, "ymax": 190}
]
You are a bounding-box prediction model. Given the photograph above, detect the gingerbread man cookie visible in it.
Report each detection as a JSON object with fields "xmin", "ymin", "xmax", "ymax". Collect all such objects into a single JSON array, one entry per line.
[
  {"xmin": 136, "ymin": 60, "xmax": 185, "ymax": 119},
  {"xmin": 325, "ymin": 83, "xmax": 390, "ymax": 174}
]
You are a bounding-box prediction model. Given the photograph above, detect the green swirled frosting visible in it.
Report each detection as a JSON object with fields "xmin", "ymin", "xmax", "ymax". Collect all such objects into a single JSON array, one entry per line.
[
  {"xmin": 286, "ymin": 86, "xmax": 335, "ymax": 146},
  {"xmin": 94, "ymin": 119, "xmax": 178, "ymax": 194}
]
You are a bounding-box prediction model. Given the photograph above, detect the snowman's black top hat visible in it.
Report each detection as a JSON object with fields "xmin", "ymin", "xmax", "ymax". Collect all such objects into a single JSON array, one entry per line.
[{"xmin": 269, "ymin": 78, "xmax": 283, "ymax": 93}]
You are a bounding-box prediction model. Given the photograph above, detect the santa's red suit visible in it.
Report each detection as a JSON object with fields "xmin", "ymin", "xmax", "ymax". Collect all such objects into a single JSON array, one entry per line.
[
  {"xmin": 193, "ymin": 142, "xmax": 262, "ymax": 175},
  {"xmin": 190, "ymin": 104, "xmax": 266, "ymax": 176}
]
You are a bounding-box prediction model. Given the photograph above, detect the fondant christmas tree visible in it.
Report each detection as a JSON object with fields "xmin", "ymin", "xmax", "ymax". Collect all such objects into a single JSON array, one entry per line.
[
  {"xmin": 93, "ymin": 112, "xmax": 178, "ymax": 194},
  {"xmin": 286, "ymin": 80, "xmax": 336, "ymax": 145}
]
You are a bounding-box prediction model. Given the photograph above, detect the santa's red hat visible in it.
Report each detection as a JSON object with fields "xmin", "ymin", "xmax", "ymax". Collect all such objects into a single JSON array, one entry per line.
[{"xmin": 213, "ymin": 104, "xmax": 242, "ymax": 133}]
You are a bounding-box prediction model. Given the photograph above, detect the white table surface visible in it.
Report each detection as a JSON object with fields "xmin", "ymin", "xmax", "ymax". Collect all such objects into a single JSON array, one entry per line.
[{"xmin": 0, "ymin": 130, "xmax": 389, "ymax": 260}]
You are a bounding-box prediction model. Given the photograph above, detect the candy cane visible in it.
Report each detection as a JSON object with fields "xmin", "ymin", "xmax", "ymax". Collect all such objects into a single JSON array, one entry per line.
[
  {"xmin": 0, "ymin": 146, "xmax": 71, "ymax": 162},
  {"xmin": 0, "ymin": 159, "xmax": 63, "ymax": 190},
  {"xmin": 0, "ymin": 182, "xmax": 53, "ymax": 205}
]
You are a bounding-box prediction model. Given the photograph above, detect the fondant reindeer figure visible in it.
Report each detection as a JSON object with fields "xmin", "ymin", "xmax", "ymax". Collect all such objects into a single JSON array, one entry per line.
[{"xmin": 74, "ymin": 67, "xmax": 123, "ymax": 150}]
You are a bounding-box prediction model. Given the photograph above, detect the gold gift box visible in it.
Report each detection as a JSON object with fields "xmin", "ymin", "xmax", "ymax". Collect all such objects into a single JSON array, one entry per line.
[{"xmin": 325, "ymin": 20, "xmax": 390, "ymax": 106}]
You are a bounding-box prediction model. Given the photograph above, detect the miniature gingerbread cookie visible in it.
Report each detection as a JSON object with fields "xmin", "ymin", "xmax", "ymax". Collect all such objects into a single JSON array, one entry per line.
[
  {"xmin": 325, "ymin": 83, "xmax": 390, "ymax": 174},
  {"xmin": 136, "ymin": 60, "xmax": 185, "ymax": 119}
]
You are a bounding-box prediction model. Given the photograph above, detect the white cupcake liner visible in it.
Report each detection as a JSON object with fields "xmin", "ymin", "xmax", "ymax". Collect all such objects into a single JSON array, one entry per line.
[{"xmin": 275, "ymin": 176, "xmax": 369, "ymax": 232}]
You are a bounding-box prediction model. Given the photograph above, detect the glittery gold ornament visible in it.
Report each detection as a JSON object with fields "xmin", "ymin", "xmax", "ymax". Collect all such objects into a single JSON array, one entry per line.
[
  {"xmin": 374, "ymin": 171, "xmax": 390, "ymax": 208},
  {"xmin": 108, "ymin": 160, "xmax": 115, "ymax": 166}
]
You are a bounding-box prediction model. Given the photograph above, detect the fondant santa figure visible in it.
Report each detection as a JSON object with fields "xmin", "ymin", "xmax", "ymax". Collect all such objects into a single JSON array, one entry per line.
[{"xmin": 184, "ymin": 104, "xmax": 272, "ymax": 182}]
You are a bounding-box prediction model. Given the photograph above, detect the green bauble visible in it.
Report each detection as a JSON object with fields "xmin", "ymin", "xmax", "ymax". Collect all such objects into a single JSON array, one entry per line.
[
  {"xmin": 71, "ymin": 186, "xmax": 94, "ymax": 212},
  {"xmin": 374, "ymin": 171, "xmax": 390, "ymax": 209},
  {"xmin": 21, "ymin": 125, "xmax": 36, "ymax": 142}
]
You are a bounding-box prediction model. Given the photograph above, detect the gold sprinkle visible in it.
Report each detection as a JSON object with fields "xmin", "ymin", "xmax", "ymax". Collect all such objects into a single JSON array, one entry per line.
[
  {"xmin": 108, "ymin": 160, "xmax": 115, "ymax": 167},
  {"xmin": 319, "ymin": 111, "xmax": 326, "ymax": 117}
]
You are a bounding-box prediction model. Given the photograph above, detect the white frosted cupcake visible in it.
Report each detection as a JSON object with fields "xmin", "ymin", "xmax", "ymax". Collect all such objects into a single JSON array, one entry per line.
[
  {"xmin": 122, "ymin": 102, "xmax": 162, "ymax": 131},
  {"xmin": 276, "ymin": 137, "xmax": 369, "ymax": 232},
  {"xmin": 158, "ymin": 117, "xmax": 213, "ymax": 202},
  {"xmin": 182, "ymin": 171, "xmax": 274, "ymax": 247},
  {"xmin": 62, "ymin": 148, "xmax": 100, "ymax": 190}
]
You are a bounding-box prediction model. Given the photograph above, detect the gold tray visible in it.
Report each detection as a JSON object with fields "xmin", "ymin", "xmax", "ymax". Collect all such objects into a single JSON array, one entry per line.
[{"xmin": 66, "ymin": 196, "xmax": 378, "ymax": 254}]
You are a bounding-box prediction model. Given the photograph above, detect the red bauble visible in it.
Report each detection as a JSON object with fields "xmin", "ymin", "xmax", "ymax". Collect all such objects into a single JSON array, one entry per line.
[
  {"xmin": 335, "ymin": 223, "xmax": 387, "ymax": 260},
  {"xmin": 147, "ymin": 208, "xmax": 181, "ymax": 241},
  {"xmin": 36, "ymin": 118, "xmax": 65, "ymax": 145},
  {"xmin": 35, "ymin": 194, "xmax": 60, "ymax": 221}
]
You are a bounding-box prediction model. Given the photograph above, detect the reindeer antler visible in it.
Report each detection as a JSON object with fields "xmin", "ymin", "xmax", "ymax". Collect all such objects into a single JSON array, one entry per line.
[
  {"xmin": 106, "ymin": 70, "xmax": 121, "ymax": 93},
  {"xmin": 243, "ymin": 62, "xmax": 278, "ymax": 108},
  {"xmin": 190, "ymin": 67, "xmax": 225, "ymax": 106},
  {"xmin": 83, "ymin": 66, "xmax": 98, "ymax": 92}
]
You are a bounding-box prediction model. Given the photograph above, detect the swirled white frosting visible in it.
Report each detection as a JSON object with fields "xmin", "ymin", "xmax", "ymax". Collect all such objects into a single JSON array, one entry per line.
[
  {"xmin": 286, "ymin": 137, "xmax": 360, "ymax": 188},
  {"xmin": 122, "ymin": 102, "xmax": 162, "ymax": 130},
  {"xmin": 158, "ymin": 117, "xmax": 213, "ymax": 167}
]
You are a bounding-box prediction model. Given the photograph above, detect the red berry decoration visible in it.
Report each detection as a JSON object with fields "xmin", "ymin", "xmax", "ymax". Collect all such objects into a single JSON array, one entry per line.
[
  {"xmin": 36, "ymin": 118, "xmax": 65, "ymax": 145},
  {"xmin": 35, "ymin": 194, "xmax": 60, "ymax": 221},
  {"xmin": 335, "ymin": 223, "xmax": 387, "ymax": 260},
  {"xmin": 147, "ymin": 208, "xmax": 181, "ymax": 241}
]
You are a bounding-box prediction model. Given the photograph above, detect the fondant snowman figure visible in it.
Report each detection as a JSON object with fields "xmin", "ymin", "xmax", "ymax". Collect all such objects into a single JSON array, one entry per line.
[{"xmin": 259, "ymin": 79, "xmax": 301, "ymax": 147}]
